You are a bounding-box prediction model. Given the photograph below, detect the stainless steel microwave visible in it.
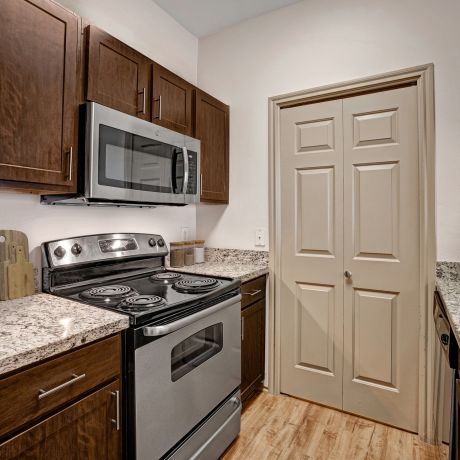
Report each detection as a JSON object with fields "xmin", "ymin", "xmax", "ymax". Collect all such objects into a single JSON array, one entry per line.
[{"xmin": 41, "ymin": 102, "xmax": 200, "ymax": 207}]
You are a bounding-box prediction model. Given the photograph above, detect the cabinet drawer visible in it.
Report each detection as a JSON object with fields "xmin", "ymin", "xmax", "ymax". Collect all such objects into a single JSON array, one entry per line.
[
  {"xmin": 241, "ymin": 275, "xmax": 266, "ymax": 309},
  {"xmin": 0, "ymin": 335, "xmax": 120, "ymax": 438}
]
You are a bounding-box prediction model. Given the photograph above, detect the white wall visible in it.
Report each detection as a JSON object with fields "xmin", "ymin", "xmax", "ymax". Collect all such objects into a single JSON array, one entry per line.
[
  {"xmin": 196, "ymin": 0, "xmax": 460, "ymax": 260},
  {"xmin": 58, "ymin": 0, "xmax": 198, "ymax": 82},
  {"xmin": 0, "ymin": 0, "xmax": 198, "ymax": 268}
]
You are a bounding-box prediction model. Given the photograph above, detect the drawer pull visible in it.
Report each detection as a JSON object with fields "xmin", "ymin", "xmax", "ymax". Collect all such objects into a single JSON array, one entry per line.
[
  {"xmin": 111, "ymin": 390, "xmax": 120, "ymax": 431},
  {"xmin": 243, "ymin": 289, "xmax": 262, "ymax": 297},
  {"xmin": 38, "ymin": 373, "xmax": 86, "ymax": 400}
]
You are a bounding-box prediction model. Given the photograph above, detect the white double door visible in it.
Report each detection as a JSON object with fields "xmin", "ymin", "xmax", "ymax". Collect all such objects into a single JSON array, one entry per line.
[{"xmin": 279, "ymin": 86, "xmax": 420, "ymax": 431}]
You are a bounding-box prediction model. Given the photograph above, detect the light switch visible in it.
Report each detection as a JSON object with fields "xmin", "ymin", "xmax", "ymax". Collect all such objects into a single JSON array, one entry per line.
[{"xmin": 255, "ymin": 228, "xmax": 266, "ymax": 247}]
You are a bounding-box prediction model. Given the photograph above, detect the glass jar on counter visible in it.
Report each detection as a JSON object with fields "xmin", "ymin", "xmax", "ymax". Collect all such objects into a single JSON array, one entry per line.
[
  {"xmin": 170, "ymin": 241, "xmax": 185, "ymax": 268},
  {"xmin": 194, "ymin": 240, "xmax": 205, "ymax": 264},
  {"xmin": 184, "ymin": 241, "xmax": 195, "ymax": 266}
]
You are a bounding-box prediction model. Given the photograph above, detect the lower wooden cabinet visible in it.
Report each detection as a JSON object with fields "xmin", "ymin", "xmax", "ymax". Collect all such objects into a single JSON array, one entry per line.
[
  {"xmin": 0, "ymin": 380, "xmax": 120, "ymax": 460},
  {"xmin": 240, "ymin": 275, "xmax": 267, "ymax": 405},
  {"xmin": 0, "ymin": 335, "xmax": 122, "ymax": 460}
]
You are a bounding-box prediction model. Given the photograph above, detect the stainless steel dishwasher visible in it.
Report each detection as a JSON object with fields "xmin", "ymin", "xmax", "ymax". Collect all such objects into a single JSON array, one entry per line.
[{"xmin": 434, "ymin": 291, "xmax": 458, "ymax": 460}]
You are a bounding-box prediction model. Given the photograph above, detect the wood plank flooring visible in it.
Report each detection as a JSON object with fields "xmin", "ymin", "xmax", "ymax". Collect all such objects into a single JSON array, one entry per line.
[{"xmin": 222, "ymin": 392, "xmax": 448, "ymax": 460}]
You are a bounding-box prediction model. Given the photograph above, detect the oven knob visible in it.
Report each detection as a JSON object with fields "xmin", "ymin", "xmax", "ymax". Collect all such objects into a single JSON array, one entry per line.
[
  {"xmin": 157, "ymin": 238, "xmax": 165, "ymax": 247},
  {"xmin": 148, "ymin": 238, "xmax": 157, "ymax": 247},
  {"xmin": 71, "ymin": 243, "xmax": 82, "ymax": 255},
  {"xmin": 54, "ymin": 246, "xmax": 66, "ymax": 258}
]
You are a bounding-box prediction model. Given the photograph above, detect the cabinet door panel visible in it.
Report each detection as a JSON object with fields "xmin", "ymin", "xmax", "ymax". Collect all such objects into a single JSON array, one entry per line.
[
  {"xmin": 152, "ymin": 64, "xmax": 193, "ymax": 135},
  {"xmin": 0, "ymin": 381, "xmax": 121, "ymax": 460},
  {"xmin": 241, "ymin": 299, "xmax": 265, "ymax": 402},
  {"xmin": 0, "ymin": 0, "xmax": 78, "ymax": 189},
  {"xmin": 194, "ymin": 89, "xmax": 229, "ymax": 203},
  {"xmin": 86, "ymin": 25, "xmax": 151, "ymax": 120}
]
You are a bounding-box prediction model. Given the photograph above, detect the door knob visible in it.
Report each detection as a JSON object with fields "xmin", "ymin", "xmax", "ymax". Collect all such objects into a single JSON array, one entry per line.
[{"xmin": 344, "ymin": 270, "xmax": 352, "ymax": 279}]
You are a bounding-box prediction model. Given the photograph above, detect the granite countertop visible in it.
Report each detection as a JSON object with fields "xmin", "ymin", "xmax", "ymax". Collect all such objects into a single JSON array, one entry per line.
[
  {"xmin": 436, "ymin": 262, "xmax": 460, "ymax": 344},
  {"xmin": 167, "ymin": 248, "xmax": 269, "ymax": 283},
  {"xmin": 0, "ymin": 293, "xmax": 129, "ymax": 376}
]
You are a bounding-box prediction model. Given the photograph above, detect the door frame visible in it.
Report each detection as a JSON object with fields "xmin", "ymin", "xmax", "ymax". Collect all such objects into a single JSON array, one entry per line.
[{"xmin": 268, "ymin": 64, "xmax": 436, "ymax": 441}]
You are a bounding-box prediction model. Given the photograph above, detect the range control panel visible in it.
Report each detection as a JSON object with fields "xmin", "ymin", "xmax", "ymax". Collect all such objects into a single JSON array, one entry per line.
[{"xmin": 43, "ymin": 233, "xmax": 167, "ymax": 268}]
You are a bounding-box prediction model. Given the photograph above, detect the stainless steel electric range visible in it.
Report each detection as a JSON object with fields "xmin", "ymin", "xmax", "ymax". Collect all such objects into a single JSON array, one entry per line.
[{"xmin": 41, "ymin": 233, "xmax": 242, "ymax": 460}]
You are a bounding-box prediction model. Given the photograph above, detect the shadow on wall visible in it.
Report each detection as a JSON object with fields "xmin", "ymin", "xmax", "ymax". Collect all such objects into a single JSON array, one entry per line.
[{"xmin": 196, "ymin": 203, "xmax": 227, "ymax": 244}]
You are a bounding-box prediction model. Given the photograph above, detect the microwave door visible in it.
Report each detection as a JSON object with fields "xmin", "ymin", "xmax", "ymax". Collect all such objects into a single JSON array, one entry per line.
[{"xmin": 92, "ymin": 123, "xmax": 185, "ymax": 205}]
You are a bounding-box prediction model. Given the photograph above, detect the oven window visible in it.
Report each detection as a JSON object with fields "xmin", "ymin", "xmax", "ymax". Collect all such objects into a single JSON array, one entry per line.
[
  {"xmin": 98, "ymin": 124, "xmax": 184, "ymax": 193},
  {"xmin": 171, "ymin": 323, "xmax": 223, "ymax": 382}
]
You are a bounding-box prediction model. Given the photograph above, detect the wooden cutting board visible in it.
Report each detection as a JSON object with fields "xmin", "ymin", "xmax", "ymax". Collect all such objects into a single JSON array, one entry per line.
[
  {"xmin": 7, "ymin": 245, "xmax": 35, "ymax": 299},
  {"xmin": 0, "ymin": 231, "xmax": 32, "ymax": 300}
]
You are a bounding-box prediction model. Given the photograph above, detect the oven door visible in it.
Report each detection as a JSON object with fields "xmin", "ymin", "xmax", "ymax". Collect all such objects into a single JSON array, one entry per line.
[
  {"xmin": 134, "ymin": 295, "xmax": 241, "ymax": 460},
  {"xmin": 86, "ymin": 102, "xmax": 200, "ymax": 205}
]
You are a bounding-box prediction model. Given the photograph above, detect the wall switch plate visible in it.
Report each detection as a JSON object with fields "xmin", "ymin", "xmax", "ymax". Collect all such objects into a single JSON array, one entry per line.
[{"xmin": 255, "ymin": 228, "xmax": 266, "ymax": 247}]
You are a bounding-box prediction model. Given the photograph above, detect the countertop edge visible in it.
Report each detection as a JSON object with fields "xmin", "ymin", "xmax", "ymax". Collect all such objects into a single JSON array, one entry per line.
[{"xmin": 436, "ymin": 279, "xmax": 460, "ymax": 346}]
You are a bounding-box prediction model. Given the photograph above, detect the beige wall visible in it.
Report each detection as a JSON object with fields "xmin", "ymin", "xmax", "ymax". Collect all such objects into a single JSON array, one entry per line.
[
  {"xmin": 196, "ymin": 0, "xmax": 460, "ymax": 261},
  {"xmin": 0, "ymin": 0, "xmax": 198, "ymax": 269}
]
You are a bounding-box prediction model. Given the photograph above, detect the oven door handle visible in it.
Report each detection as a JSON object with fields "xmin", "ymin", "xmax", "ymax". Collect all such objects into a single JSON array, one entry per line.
[{"xmin": 142, "ymin": 294, "xmax": 241, "ymax": 337}]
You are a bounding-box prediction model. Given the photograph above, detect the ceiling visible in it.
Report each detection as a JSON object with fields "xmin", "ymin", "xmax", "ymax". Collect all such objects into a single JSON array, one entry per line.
[{"xmin": 153, "ymin": 0, "xmax": 303, "ymax": 38}]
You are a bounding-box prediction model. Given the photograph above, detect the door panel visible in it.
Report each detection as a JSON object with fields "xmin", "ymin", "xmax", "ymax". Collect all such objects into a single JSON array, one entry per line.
[
  {"xmin": 194, "ymin": 89, "xmax": 229, "ymax": 203},
  {"xmin": 86, "ymin": 25, "xmax": 151, "ymax": 120},
  {"xmin": 152, "ymin": 64, "xmax": 193, "ymax": 135},
  {"xmin": 280, "ymin": 100, "xmax": 344, "ymax": 409},
  {"xmin": 0, "ymin": 0, "xmax": 78, "ymax": 189},
  {"xmin": 295, "ymin": 283, "xmax": 335, "ymax": 374},
  {"xmin": 296, "ymin": 168, "xmax": 335, "ymax": 255},
  {"xmin": 352, "ymin": 289, "xmax": 397, "ymax": 387},
  {"xmin": 343, "ymin": 86, "xmax": 419, "ymax": 431},
  {"xmin": 353, "ymin": 162, "xmax": 400, "ymax": 259}
]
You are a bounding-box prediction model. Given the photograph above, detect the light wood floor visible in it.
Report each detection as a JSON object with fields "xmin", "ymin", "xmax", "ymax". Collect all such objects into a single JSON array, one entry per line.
[{"xmin": 222, "ymin": 392, "xmax": 448, "ymax": 460}]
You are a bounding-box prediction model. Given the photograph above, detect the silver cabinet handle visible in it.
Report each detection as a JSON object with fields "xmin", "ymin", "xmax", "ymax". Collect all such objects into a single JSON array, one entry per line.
[
  {"xmin": 110, "ymin": 390, "xmax": 120, "ymax": 430},
  {"xmin": 143, "ymin": 295, "xmax": 241, "ymax": 337},
  {"xmin": 153, "ymin": 95, "xmax": 162, "ymax": 119},
  {"xmin": 38, "ymin": 373, "xmax": 85, "ymax": 400},
  {"xmin": 138, "ymin": 88, "xmax": 146, "ymax": 115},
  {"xmin": 344, "ymin": 270, "xmax": 352, "ymax": 279},
  {"xmin": 241, "ymin": 316, "xmax": 245, "ymax": 341},
  {"xmin": 182, "ymin": 146, "xmax": 189, "ymax": 194},
  {"xmin": 64, "ymin": 147, "xmax": 73, "ymax": 182},
  {"xmin": 200, "ymin": 173, "xmax": 203, "ymax": 196},
  {"xmin": 243, "ymin": 289, "xmax": 262, "ymax": 297}
]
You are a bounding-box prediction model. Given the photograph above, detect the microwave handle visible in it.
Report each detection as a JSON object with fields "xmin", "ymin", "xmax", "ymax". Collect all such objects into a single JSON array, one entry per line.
[
  {"xmin": 182, "ymin": 146, "xmax": 189, "ymax": 194},
  {"xmin": 171, "ymin": 147, "xmax": 179, "ymax": 193}
]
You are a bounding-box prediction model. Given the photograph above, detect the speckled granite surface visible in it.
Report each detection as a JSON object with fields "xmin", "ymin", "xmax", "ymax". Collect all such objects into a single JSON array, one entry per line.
[
  {"xmin": 436, "ymin": 261, "xmax": 460, "ymax": 344},
  {"xmin": 167, "ymin": 248, "xmax": 269, "ymax": 283},
  {"xmin": 0, "ymin": 294, "xmax": 129, "ymax": 376}
]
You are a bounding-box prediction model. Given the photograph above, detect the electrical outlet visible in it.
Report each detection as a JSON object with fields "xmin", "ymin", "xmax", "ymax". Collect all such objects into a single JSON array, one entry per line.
[{"xmin": 255, "ymin": 228, "xmax": 266, "ymax": 247}]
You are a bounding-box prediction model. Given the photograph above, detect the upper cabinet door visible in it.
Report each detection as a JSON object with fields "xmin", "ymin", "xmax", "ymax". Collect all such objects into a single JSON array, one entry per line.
[
  {"xmin": 0, "ymin": 0, "xmax": 78, "ymax": 190},
  {"xmin": 152, "ymin": 64, "xmax": 193, "ymax": 136},
  {"xmin": 194, "ymin": 89, "xmax": 229, "ymax": 203},
  {"xmin": 86, "ymin": 26, "xmax": 151, "ymax": 121}
]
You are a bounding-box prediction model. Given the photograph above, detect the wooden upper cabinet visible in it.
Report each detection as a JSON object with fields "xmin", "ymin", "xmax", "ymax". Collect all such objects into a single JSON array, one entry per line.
[
  {"xmin": 0, "ymin": 0, "xmax": 79, "ymax": 191},
  {"xmin": 86, "ymin": 25, "xmax": 152, "ymax": 120},
  {"xmin": 194, "ymin": 89, "xmax": 230, "ymax": 203},
  {"xmin": 152, "ymin": 64, "xmax": 193, "ymax": 136}
]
